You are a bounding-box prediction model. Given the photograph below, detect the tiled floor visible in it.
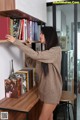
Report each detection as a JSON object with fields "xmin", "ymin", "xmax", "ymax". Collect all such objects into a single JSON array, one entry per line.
[{"xmin": 77, "ymin": 94, "xmax": 80, "ymax": 120}]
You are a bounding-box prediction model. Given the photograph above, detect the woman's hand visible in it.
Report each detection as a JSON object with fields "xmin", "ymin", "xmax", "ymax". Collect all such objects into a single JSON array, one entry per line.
[
  {"xmin": 26, "ymin": 38, "xmax": 32, "ymax": 45},
  {"xmin": 6, "ymin": 35, "xmax": 16, "ymax": 43}
]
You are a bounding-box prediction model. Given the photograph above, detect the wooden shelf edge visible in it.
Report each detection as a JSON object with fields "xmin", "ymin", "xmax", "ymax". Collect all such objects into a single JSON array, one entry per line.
[{"xmin": 0, "ymin": 9, "xmax": 45, "ymax": 24}]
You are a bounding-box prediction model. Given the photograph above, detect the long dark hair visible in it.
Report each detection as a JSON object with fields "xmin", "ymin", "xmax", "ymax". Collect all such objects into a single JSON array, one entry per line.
[{"xmin": 41, "ymin": 27, "xmax": 59, "ymax": 76}]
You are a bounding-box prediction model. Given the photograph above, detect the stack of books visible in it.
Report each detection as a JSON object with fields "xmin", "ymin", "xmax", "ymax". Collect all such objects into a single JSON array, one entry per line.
[{"xmin": 0, "ymin": 16, "xmax": 40, "ymax": 42}]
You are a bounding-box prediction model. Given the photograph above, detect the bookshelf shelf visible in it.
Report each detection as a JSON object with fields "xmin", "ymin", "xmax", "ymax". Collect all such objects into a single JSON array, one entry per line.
[{"xmin": 0, "ymin": 10, "xmax": 43, "ymax": 23}]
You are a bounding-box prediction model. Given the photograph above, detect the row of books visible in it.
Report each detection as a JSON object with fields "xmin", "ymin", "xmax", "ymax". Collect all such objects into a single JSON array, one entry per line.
[
  {"xmin": 5, "ymin": 68, "xmax": 36, "ymax": 98},
  {"xmin": 0, "ymin": 16, "xmax": 41, "ymax": 41}
]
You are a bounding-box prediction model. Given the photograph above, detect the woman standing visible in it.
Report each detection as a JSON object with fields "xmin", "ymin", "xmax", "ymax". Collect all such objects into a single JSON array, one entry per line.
[{"xmin": 6, "ymin": 27, "xmax": 62, "ymax": 120}]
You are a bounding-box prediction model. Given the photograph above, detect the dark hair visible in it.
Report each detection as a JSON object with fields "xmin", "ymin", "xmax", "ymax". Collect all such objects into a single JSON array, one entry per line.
[{"xmin": 41, "ymin": 26, "xmax": 59, "ymax": 76}]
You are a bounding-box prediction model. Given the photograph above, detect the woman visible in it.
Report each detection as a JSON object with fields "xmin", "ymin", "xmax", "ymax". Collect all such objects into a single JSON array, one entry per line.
[{"xmin": 6, "ymin": 27, "xmax": 62, "ymax": 120}]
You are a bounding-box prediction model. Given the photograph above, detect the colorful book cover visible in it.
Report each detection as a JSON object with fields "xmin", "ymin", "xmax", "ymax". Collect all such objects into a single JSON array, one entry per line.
[
  {"xmin": 0, "ymin": 16, "xmax": 10, "ymax": 39},
  {"xmin": 13, "ymin": 19, "xmax": 20, "ymax": 39},
  {"xmin": 24, "ymin": 19, "xmax": 27, "ymax": 41}
]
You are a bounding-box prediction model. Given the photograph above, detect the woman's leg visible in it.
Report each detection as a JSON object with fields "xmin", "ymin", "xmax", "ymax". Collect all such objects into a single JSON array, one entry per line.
[
  {"xmin": 48, "ymin": 113, "xmax": 53, "ymax": 120},
  {"xmin": 39, "ymin": 103, "xmax": 57, "ymax": 120}
]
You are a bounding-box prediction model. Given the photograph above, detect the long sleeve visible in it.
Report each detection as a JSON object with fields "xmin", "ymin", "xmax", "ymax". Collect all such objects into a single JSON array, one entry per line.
[
  {"xmin": 13, "ymin": 40, "xmax": 61, "ymax": 63},
  {"xmin": 25, "ymin": 55, "xmax": 36, "ymax": 67}
]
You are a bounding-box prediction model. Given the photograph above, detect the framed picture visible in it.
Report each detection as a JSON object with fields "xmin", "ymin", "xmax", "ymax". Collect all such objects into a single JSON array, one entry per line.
[{"xmin": 59, "ymin": 36, "xmax": 67, "ymax": 51}]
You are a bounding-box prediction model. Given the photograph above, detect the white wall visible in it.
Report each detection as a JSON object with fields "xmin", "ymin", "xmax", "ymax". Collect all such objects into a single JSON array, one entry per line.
[
  {"xmin": 46, "ymin": 6, "xmax": 53, "ymax": 26},
  {"xmin": 46, "ymin": 0, "xmax": 53, "ymax": 2},
  {"xmin": 15, "ymin": 0, "xmax": 47, "ymax": 23},
  {"xmin": 46, "ymin": 0, "xmax": 64, "ymax": 2},
  {"xmin": 0, "ymin": 43, "xmax": 24, "ymax": 99}
]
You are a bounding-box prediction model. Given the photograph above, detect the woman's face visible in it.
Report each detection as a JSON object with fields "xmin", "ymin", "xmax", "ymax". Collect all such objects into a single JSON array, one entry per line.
[{"xmin": 40, "ymin": 33, "xmax": 46, "ymax": 43}]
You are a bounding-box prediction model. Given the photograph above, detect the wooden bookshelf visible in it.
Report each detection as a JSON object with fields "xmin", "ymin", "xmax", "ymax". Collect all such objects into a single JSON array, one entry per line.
[
  {"xmin": 0, "ymin": 10, "xmax": 41, "ymax": 22},
  {"xmin": 0, "ymin": 1, "xmax": 46, "ymax": 119},
  {"xmin": 0, "ymin": 87, "xmax": 42, "ymax": 120},
  {"xmin": 0, "ymin": 87, "xmax": 39, "ymax": 112}
]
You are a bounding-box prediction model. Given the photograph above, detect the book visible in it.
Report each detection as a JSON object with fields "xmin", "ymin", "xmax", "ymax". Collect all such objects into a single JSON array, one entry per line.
[
  {"xmin": 27, "ymin": 20, "xmax": 30, "ymax": 39},
  {"xmin": 32, "ymin": 21, "xmax": 35, "ymax": 40},
  {"xmin": 15, "ymin": 72, "xmax": 27, "ymax": 94},
  {"xmin": 21, "ymin": 67, "xmax": 36, "ymax": 87},
  {"xmin": 5, "ymin": 78, "xmax": 21, "ymax": 98},
  {"xmin": 13, "ymin": 19, "xmax": 20, "ymax": 39},
  {"xmin": 30, "ymin": 21, "xmax": 33, "ymax": 40},
  {"xmin": 17, "ymin": 68, "xmax": 34, "ymax": 91},
  {"xmin": 34, "ymin": 22, "xmax": 39, "ymax": 41},
  {"xmin": 0, "ymin": 16, "xmax": 10, "ymax": 39}
]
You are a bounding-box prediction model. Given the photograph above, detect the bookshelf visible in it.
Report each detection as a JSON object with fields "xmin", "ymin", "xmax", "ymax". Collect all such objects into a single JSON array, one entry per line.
[
  {"xmin": 0, "ymin": 0, "xmax": 46, "ymax": 23},
  {"xmin": 0, "ymin": 0, "xmax": 46, "ymax": 119},
  {"xmin": 0, "ymin": 0, "xmax": 46, "ymax": 42}
]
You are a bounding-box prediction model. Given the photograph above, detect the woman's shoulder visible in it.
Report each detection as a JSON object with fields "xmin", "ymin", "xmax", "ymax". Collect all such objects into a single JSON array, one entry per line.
[{"xmin": 50, "ymin": 46, "xmax": 62, "ymax": 51}]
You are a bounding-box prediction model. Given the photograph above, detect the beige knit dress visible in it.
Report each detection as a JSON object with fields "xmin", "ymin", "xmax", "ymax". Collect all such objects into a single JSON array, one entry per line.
[{"xmin": 13, "ymin": 40, "xmax": 62, "ymax": 104}]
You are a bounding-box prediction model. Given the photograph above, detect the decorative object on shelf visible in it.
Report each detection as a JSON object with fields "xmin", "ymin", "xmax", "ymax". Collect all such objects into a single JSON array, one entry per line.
[
  {"xmin": 9, "ymin": 59, "xmax": 15, "ymax": 80},
  {"xmin": 59, "ymin": 36, "xmax": 67, "ymax": 51},
  {"xmin": 16, "ymin": 68, "xmax": 34, "ymax": 92}
]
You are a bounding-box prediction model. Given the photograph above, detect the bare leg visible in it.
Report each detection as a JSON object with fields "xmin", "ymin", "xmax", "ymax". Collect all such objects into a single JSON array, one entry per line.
[
  {"xmin": 48, "ymin": 113, "xmax": 53, "ymax": 120},
  {"xmin": 39, "ymin": 103, "xmax": 57, "ymax": 120}
]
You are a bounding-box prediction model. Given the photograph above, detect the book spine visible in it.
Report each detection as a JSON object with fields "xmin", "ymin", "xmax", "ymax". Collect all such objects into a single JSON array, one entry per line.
[
  {"xmin": 30, "ymin": 21, "xmax": 33, "ymax": 41},
  {"xmin": 26, "ymin": 71, "xmax": 29, "ymax": 92},
  {"xmin": 17, "ymin": 78, "xmax": 21, "ymax": 97},
  {"xmin": 27, "ymin": 20, "xmax": 30, "ymax": 39},
  {"xmin": 10, "ymin": 19, "xmax": 13, "ymax": 36},
  {"xmin": 28, "ymin": 70, "xmax": 33, "ymax": 90}
]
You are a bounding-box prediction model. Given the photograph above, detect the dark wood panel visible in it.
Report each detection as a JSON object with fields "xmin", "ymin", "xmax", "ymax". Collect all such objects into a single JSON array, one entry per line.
[
  {"xmin": 0, "ymin": 110, "xmax": 26, "ymax": 120},
  {"xmin": 0, "ymin": 0, "xmax": 5, "ymax": 11}
]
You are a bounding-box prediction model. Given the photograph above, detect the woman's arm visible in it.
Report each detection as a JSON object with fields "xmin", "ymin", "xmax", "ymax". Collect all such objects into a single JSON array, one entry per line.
[
  {"xmin": 6, "ymin": 35, "xmax": 61, "ymax": 64},
  {"xmin": 13, "ymin": 40, "xmax": 61, "ymax": 64}
]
